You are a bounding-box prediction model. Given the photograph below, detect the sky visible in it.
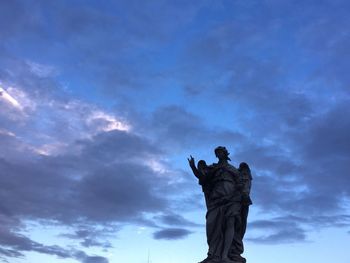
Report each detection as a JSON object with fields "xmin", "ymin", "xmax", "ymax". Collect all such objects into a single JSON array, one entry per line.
[{"xmin": 0, "ymin": 0, "xmax": 350, "ymax": 263}]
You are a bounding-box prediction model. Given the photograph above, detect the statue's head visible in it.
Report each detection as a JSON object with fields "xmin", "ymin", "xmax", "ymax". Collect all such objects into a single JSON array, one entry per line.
[{"xmin": 214, "ymin": 146, "xmax": 231, "ymax": 161}]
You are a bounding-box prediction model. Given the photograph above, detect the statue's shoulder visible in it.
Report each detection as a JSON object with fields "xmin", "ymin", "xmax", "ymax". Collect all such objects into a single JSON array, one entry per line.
[
  {"xmin": 206, "ymin": 163, "xmax": 221, "ymax": 175},
  {"xmin": 208, "ymin": 163, "xmax": 219, "ymax": 169},
  {"xmin": 209, "ymin": 162, "xmax": 239, "ymax": 176}
]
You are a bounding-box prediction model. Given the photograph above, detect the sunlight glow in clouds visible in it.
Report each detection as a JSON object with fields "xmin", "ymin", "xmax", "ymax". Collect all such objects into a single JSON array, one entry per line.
[
  {"xmin": 0, "ymin": 86, "xmax": 37, "ymax": 118},
  {"xmin": 0, "ymin": 128, "xmax": 15, "ymax": 137},
  {"xmin": 146, "ymin": 158, "xmax": 169, "ymax": 174},
  {"xmin": 0, "ymin": 84, "xmax": 130, "ymax": 157},
  {"xmin": 34, "ymin": 142, "xmax": 69, "ymax": 156},
  {"xmin": 0, "ymin": 86, "xmax": 22, "ymax": 110},
  {"xmin": 87, "ymin": 110, "xmax": 131, "ymax": 132}
]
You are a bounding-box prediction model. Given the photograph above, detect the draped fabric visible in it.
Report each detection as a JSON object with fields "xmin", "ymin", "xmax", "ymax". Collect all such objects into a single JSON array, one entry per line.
[{"xmin": 200, "ymin": 163, "xmax": 244, "ymax": 261}]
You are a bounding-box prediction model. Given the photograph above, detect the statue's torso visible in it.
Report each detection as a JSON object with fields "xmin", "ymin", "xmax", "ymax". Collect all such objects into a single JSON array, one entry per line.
[{"xmin": 207, "ymin": 163, "xmax": 241, "ymax": 205}]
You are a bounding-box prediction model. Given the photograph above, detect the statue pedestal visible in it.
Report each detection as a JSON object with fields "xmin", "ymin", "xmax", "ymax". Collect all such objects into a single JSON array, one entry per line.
[
  {"xmin": 198, "ymin": 256, "xmax": 246, "ymax": 263},
  {"xmin": 230, "ymin": 255, "xmax": 246, "ymax": 263}
]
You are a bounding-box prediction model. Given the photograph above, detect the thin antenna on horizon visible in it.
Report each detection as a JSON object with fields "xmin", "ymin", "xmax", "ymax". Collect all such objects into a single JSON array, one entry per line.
[{"xmin": 147, "ymin": 249, "xmax": 151, "ymax": 263}]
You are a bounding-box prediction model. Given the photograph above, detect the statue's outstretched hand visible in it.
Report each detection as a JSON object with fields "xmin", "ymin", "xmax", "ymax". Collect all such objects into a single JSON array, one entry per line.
[{"xmin": 187, "ymin": 155, "xmax": 195, "ymax": 168}]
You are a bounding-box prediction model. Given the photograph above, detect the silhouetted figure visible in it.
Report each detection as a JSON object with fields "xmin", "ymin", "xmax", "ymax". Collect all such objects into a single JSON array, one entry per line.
[{"xmin": 188, "ymin": 146, "xmax": 251, "ymax": 263}]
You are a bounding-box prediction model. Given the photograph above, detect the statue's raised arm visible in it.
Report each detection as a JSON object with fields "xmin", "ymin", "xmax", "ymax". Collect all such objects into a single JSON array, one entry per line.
[{"xmin": 188, "ymin": 155, "xmax": 201, "ymax": 179}]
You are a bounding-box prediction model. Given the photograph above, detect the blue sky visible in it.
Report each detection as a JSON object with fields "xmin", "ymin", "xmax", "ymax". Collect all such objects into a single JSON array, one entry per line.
[{"xmin": 0, "ymin": 0, "xmax": 350, "ymax": 263}]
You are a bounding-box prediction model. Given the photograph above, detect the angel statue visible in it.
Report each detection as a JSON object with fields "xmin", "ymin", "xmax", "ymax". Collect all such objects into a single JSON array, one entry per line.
[{"xmin": 188, "ymin": 146, "xmax": 252, "ymax": 263}]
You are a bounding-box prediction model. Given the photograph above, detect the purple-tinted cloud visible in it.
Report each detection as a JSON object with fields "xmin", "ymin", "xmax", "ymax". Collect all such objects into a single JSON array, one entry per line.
[{"xmin": 153, "ymin": 228, "xmax": 192, "ymax": 240}]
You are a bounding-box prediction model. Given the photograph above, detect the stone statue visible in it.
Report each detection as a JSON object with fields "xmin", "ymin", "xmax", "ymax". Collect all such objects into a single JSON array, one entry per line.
[{"xmin": 188, "ymin": 146, "xmax": 252, "ymax": 263}]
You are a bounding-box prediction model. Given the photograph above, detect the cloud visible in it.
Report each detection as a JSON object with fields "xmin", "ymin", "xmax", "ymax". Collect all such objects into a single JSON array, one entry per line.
[
  {"xmin": 248, "ymin": 229, "xmax": 306, "ymax": 244},
  {"xmin": 0, "ymin": 129, "xmax": 174, "ymax": 222},
  {"xmin": 296, "ymin": 3, "xmax": 350, "ymax": 92},
  {"xmin": 232, "ymin": 98, "xmax": 350, "ymax": 217},
  {"xmin": 153, "ymin": 213, "xmax": 201, "ymax": 227},
  {"xmin": 247, "ymin": 213, "xmax": 350, "ymax": 244},
  {"xmin": 248, "ymin": 217, "xmax": 307, "ymax": 244},
  {"xmin": 0, "ymin": 221, "xmax": 109, "ymax": 263},
  {"xmin": 0, "ymin": 0, "xmax": 210, "ymax": 97},
  {"xmin": 0, "ymin": 42, "xmax": 205, "ymax": 259},
  {"xmin": 0, "ymin": 83, "xmax": 197, "ymax": 262},
  {"xmin": 153, "ymin": 228, "xmax": 192, "ymax": 240},
  {"xmin": 150, "ymin": 105, "xmax": 246, "ymax": 152},
  {"xmin": 61, "ymin": 228, "xmax": 113, "ymax": 249},
  {"xmin": 0, "ymin": 125, "xmax": 194, "ymax": 260},
  {"xmin": 82, "ymin": 256, "xmax": 109, "ymax": 263}
]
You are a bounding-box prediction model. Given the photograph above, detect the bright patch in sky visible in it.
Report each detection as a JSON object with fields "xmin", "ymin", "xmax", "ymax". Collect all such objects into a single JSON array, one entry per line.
[
  {"xmin": 0, "ymin": 86, "xmax": 22, "ymax": 109},
  {"xmin": 87, "ymin": 110, "xmax": 131, "ymax": 132}
]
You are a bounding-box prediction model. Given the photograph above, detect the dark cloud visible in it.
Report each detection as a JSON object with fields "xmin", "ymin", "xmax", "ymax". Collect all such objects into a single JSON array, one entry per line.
[
  {"xmin": 247, "ymin": 213, "xmax": 350, "ymax": 244},
  {"xmin": 279, "ymin": 214, "xmax": 350, "ymax": 229},
  {"xmin": 233, "ymin": 99, "xmax": 350, "ymax": 217},
  {"xmin": 0, "ymin": 0, "xmax": 210, "ymax": 96},
  {"xmin": 151, "ymin": 105, "xmax": 246, "ymax": 152},
  {"xmin": 248, "ymin": 218, "xmax": 307, "ymax": 244},
  {"xmin": 153, "ymin": 213, "xmax": 200, "ymax": 227},
  {"xmin": 248, "ymin": 229, "xmax": 306, "ymax": 244},
  {"xmin": 0, "ymin": 247, "xmax": 21, "ymax": 258},
  {"xmin": 61, "ymin": 228, "xmax": 113, "ymax": 249},
  {"xmin": 0, "ymin": 128, "xmax": 194, "ymax": 261},
  {"xmin": 0, "ymin": 223, "xmax": 109, "ymax": 263},
  {"xmin": 77, "ymin": 163, "xmax": 166, "ymax": 222},
  {"xmin": 0, "ymin": 130, "xmax": 170, "ymax": 223},
  {"xmin": 153, "ymin": 228, "xmax": 192, "ymax": 240},
  {"xmin": 302, "ymin": 101, "xmax": 350, "ymax": 161},
  {"xmin": 82, "ymin": 256, "xmax": 109, "ymax": 263},
  {"xmin": 296, "ymin": 2, "xmax": 350, "ymax": 92}
]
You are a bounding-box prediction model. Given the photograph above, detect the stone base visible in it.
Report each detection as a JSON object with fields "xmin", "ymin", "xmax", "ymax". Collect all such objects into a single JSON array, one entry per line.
[
  {"xmin": 198, "ymin": 255, "xmax": 246, "ymax": 263},
  {"xmin": 229, "ymin": 255, "xmax": 246, "ymax": 263},
  {"xmin": 221, "ymin": 258, "xmax": 246, "ymax": 263},
  {"xmin": 198, "ymin": 256, "xmax": 220, "ymax": 263}
]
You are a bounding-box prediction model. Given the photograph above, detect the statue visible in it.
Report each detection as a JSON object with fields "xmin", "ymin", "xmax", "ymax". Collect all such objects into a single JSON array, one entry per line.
[{"xmin": 188, "ymin": 146, "xmax": 252, "ymax": 263}]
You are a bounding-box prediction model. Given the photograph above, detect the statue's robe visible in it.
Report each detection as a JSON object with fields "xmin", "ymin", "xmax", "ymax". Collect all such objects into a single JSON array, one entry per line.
[{"xmin": 199, "ymin": 162, "xmax": 243, "ymax": 260}]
